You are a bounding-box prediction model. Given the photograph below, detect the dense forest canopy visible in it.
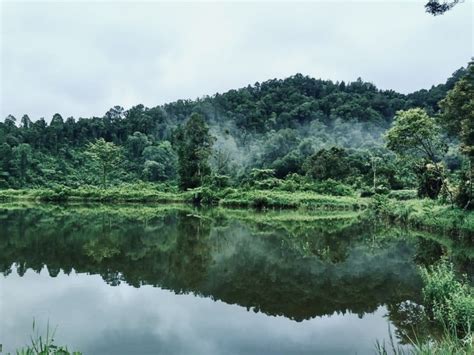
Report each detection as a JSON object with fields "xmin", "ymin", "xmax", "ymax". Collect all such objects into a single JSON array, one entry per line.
[{"xmin": 0, "ymin": 62, "xmax": 472, "ymax": 208}]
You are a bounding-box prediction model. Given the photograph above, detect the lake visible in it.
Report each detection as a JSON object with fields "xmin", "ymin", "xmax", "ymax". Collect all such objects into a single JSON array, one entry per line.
[{"xmin": 0, "ymin": 204, "xmax": 471, "ymax": 354}]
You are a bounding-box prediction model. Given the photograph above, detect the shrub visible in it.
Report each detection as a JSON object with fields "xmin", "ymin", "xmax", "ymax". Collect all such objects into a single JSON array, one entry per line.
[
  {"xmin": 251, "ymin": 196, "xmax": 270, "ymax": 209},
  {"xmin": 310, "ymin": 179, "xmax": 355, "ymax": 196},
  {"xmin": 187, "ymin": 186, "xmax": 220, "ymax": 205},
  {"xmin": 420, "ymin": 259, "xmax": 473, "ymax": 337},
  {"xmin": 416, "ymin": 163, "xmax": 444, "ymax": 199},
  {"xmin": 455, "ymin": 169, "xmax": 473, "ymax": 210},
  {"xmin": 388, "ymin": 189, "xmax": 418, "ymax": 200},
  {"xmin": 360, "ymin": 189, "xmax": 375, "ymax": 198},
  {"xmin": 250, "ymin": 168, "xmax": 275, "ymax": 181},
  {"xmin": 367, "ymin": 194, "xmax": 394, "ymax": 217}
]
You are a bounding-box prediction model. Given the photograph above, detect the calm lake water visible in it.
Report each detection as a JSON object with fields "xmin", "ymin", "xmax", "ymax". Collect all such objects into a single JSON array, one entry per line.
[{"xmin": 0, "ymin": 204, "xmax": 471, "ymax": 354}]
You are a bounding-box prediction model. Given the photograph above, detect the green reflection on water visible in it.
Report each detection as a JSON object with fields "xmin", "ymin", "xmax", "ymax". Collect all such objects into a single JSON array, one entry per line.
[{"xmin": 0, "ymin": 203, "xmax": 471, "ymax": 344}]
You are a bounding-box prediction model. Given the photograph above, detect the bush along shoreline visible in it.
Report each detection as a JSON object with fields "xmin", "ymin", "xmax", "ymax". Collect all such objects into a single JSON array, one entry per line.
[
  {"xmin": 0, "ymin": 179, "xmax": 367, "ymax": 210},
  {"xmin": 366, "ymin": 194, "xmax": 474, "ymax": 237},
  {"xmin": 376, "ymin": 258, "xmax": 473, "ymax": 355},
  {"xmin": 1, "ymin": 185, "xmax": 473, "ymax": 237}
]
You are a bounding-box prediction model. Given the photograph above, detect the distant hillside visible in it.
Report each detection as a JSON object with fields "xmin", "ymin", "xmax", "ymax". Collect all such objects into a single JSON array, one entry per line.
[{"xmin": 0, "ymin": 66, "xmax": 467, "ymax": 188}]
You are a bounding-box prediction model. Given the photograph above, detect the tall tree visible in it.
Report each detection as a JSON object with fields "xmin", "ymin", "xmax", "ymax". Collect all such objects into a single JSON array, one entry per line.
[
  {"xmin": 439, "ymin": 61, "xmax": 474, "ymax": 160},
  {"xmin": 86, "ymin": 138, "xmax": 122, "ymax": 189},
  {"xmin": 20, "ymin": 115, "xmax": 31, "ymax": 129},
  {"xmin": 385, "ymin": 108, "xmax": 449, "ymax": 200},
  {"xmin": 304, "ymin": 147, "xmax": 350, "ymax": 181},
  {"xmin": 439, "ymin": 61, "xmax": 474, "ymax": 208},
  {"xmin": 142, "ymin": 141, "xmax": 178, "ymax": 182},
  {"xmin": 12, "ymin": 143, "xmax": 32, "ymax": 186},
  {"xmin": 174, "ymin": 113, "xmax": 214, "ymax": 190}
]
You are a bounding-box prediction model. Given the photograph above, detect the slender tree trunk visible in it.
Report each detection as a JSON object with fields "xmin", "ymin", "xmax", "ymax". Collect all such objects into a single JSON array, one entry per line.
[
  {"xmin": 464, "ymin": 159, "xmax": 473, "ymax": 210},
  {"xmin": 102, "ymin": 164, "xmax": 106, "ymax": 189},
  {"xmin": 432, "ymin": 163, "xmax": 454, "ymax": 207},
  {"xmin": 372, "ymin": 156, "xmax": 377, "ymax": 192}
]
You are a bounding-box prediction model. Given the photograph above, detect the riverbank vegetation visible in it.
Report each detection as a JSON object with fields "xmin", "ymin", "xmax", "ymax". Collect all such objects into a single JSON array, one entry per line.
[
  {"xmin": 2, "ymin": 204, "xmax": 471, "ymax": 354},
  {"xmin": 1, "ymin": 59, "xmax": 473, "ymax": 353},
  {"xmin": 376, "ymin": 259, "xmax": 473, "ymax": 355},
  {"xmin": 12, "ymin": 320, "xmax": 82, "ymax": 355},
  {"xmin": 1, "ymin": 63, "xmax": 472, "ymax": 213},
  {"xmin": 1, "ymin": 62, "xmax": 473, "ymax": 234}
]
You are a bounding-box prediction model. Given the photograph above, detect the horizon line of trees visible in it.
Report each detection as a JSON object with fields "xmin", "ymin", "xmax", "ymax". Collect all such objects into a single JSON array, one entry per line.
[{"xmin": 0, "ymin": 62, "xmax": 472, "ymax": 208}]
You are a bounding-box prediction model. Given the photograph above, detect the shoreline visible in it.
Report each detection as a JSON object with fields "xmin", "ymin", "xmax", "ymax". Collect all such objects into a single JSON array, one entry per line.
[{"xmin": 1, "ymin": 187, "xmax": 472, "ymax": 236}]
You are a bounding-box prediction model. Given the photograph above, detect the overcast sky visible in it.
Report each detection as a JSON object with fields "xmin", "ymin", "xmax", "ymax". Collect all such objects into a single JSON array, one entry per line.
[{"xmin": 1, "ymin": 0, "xmax": 472, "ymax": 121}]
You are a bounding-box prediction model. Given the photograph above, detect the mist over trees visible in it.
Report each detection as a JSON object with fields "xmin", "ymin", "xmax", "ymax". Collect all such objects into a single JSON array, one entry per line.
[{"xmin": 0, "ymin": 63, "xmax": 472, "ymax": 208}]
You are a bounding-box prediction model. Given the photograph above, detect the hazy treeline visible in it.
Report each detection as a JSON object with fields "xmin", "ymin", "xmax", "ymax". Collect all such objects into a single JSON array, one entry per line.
[{"xmin": 0, "ymin": 66, "xmax": 468, "ymax": 192}]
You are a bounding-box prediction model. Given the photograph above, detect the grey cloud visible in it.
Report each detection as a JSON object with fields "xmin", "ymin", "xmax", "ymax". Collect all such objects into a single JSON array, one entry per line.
[{"xmin": 1, "ymin": 1, "xmax": 472, "ymax": 121}]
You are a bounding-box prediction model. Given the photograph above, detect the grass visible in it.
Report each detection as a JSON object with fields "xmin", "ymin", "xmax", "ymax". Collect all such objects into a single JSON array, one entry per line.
[
  {"xmin": 420, "ymin": 260, "xmax": 473, "ymax": 337},
  {"xmin": 375, "ymin": 258, "xmax": 473, "ymax": 355},
  {"xmin": 0, "ymin": 185, "xmax": 472, "ymax": 235},
  {"xmin": 375, "ymin": 333, "xmax": 473, "ymax": 354},
  {"xmin": 367, "ymin": 195, "xmax": 474, "ymax": 236},
  {"xmin": 0, "ymin": 185, "xmax": 188, "ymax": 203},
  {"xmin": 0, "ymin": 185, "xmax": 367, "ymax": 210},
  {"xmin": 219, "ymin": 189, "xmax": 367, "ymax": 210},
  {"xmin": 12, "ymin": 320, "xmax": 82, "ymax": 355}
]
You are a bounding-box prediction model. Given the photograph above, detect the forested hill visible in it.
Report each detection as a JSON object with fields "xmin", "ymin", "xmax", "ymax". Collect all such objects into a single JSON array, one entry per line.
[{"xmin": 0, "ymin": 66, "xmax": 468, "ymax": 188}]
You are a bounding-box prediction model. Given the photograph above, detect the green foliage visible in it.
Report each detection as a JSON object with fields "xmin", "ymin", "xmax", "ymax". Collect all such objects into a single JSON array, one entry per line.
[
  {"xmin": 174, "ymin": 113, "xmax": 214, "ymax": 190},
  {"xmin": 12, "ymin": 143, "xmax": 32, "ymax": 186},
  {"xmin": 142, "ymin": 141, "xmax": 178, "ymax": 182},
  {"xmin": 386, "ymin": 109, "xmax": 451, "ymax": 200},
  {"xmin": 439, "ymin": 62, "xmax": 474, "ymax": 209},
  {"xmin": 220, "ymin": 189, "xmax": 364, "ymax": 210},
  {"xmin": 420, "ymin": 259, "xmax": 473, "ymax": 337},
  {"xmin": 205, "ymin": 174, "xmax": 231, "ymax": 189},
  {"xmin": 249, "ymin": 168, "xmax": 276, "ymax": 181},
  {"xmin": 85, "ymin": 138, "xmax": 122, "ymax": 189},
  {"xmin": 456, "ymin": 167, "xmax": 473, "ymax": 210},
  {"xmin": 126, "ymin": 131, "xmax": 150, "ymax": 160},
  {"xmin": 304, "ymin": 147, "xmax": 350, "ymax": 181},
  {"xmin": 0, "ymin": 204, "xmax": 423, "ymax": 322},
  {"xmin": 366, "ymin": 196, "xmax": 474, "ymax": 236},
  {"xmin": 386, "ymin": 109, "xmax": 447, "ymax": 162},
  {"xmin": 279, "ymin": 176, "xmax": 355, "ymax": 196},
  {"xmin": 14, "ymin": 320, "xmax": 82, "ymax": 355},
  {"xmin": 439, "ymin": 61, "xmax": 474, "ymax": 160},
  {"xmin": 0, "ymin": 184, "xmax": 184, "ymax": 203},
  {"xmin": 415, "ymin": 163, "xmax": 444, "ymax": 199},
  {"xmin": 0, "ymin": 65, "xmax": 470, "ymax": 197},
  {"xmin": 375, "ymin": 330, "xmax": 473, "ymax": 355},
  {"xmin": 375, "ymin": 248, "xmax": 473, "ymax": 354},
  {"xmin": 388, "ymin": 190, "xmax": 418, "ymax": 201}
]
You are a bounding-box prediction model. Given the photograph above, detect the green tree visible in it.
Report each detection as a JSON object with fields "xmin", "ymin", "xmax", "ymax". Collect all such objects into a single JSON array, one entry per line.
[
  {"xmin": 385, "ymin": 108, "xmax": 449, "ymax": 200},
  {"xmin": 86, "ymin": 138, "xmax": 122, "ymax": 189},
  {"xmin": 439, "ymin": 61, "xmax": 474, "ymax": 160},
  {"xmin": 49, "ymin": 113, "xmax": 65, "ymax": 152},
  {"xmin": 142, "ymin": 141, "xmax": 178, "ymax": 181},
  {"xmin": 126, "ymin": 132, "xmax": 151, "ymax": 160},
  {"xmin": 386, "ymin": 109, "xmax": 446, "ymax": 162},
  {"xmin": 0, "ymin": 143, "xmax": 13, "ymax": 187},
  {"xmin": 304, "ymin": 147, "xmax": 350, "ymax": 181},
  {"xmin": 439, "ymin": 61, "xmax": 474, "ymax": 208},
  {"xmin": 174, "ymin": 113, "xmax": 214, "ymax": 190},
  {"xmin": 12, "ymin": 143, "xmax": 32, "ymax": 186},
  {"xmin": 20, "ymin": 114, "xmax": 32, "ymax": 129}
]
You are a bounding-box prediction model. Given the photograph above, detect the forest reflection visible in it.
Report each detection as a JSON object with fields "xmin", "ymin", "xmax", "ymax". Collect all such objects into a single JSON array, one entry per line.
[{"xmin": 1, "ymin": 204, "xmax": 471, "ymax": 344}]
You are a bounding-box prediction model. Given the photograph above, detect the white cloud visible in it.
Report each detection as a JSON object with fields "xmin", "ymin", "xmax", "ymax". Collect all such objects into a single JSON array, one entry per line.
[{"xmin": 1, "ymin": 0, "xmax": 472, "ymax": 120}]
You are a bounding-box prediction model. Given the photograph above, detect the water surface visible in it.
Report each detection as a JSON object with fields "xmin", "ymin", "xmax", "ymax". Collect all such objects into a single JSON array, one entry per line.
[{"xmin": 0, "ymin": 204, "xmax": 468, "ymax": 354}]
